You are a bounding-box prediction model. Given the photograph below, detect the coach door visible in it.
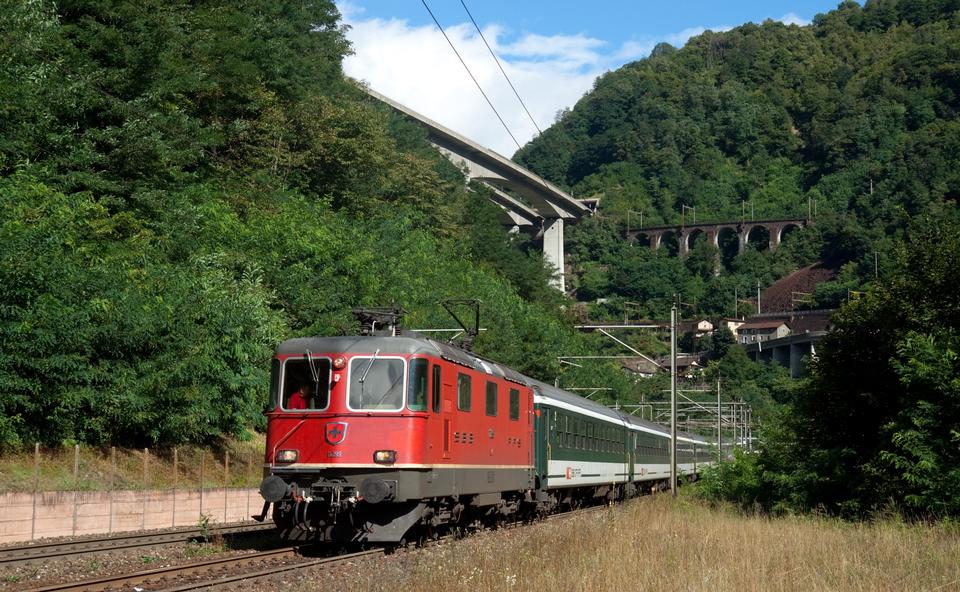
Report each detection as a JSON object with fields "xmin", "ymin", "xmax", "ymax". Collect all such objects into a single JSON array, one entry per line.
[
  {"xmin": 527, "ymin": 388, "xmax": 535, "ymax": 468},
  {"xmin": 532, "ymin": 386, "xmax": 550, "ymax": 490}
]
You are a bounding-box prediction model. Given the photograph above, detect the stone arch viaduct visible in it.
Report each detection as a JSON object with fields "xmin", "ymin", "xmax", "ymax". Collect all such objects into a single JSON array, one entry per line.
[{"xmin": 626, "ymin": 218, "xmax": 807, "ymax": 255}]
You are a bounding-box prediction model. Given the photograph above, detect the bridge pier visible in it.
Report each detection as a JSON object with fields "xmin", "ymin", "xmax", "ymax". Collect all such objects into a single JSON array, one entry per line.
[
  {"xmin": 744, "ymin": 331, "xmax": 825, "ymax": 378},
  {"xmin": 366, "ymin": 88, "xmax": 592, "ymax": 293},
  {"xmin": 542, "ymin": 218, "xmax": 565, "ymax": 292}
]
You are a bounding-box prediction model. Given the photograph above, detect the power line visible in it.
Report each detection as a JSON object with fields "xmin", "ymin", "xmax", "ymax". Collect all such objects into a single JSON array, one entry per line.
[
  {"xmin": 459, "ymin": 0, "xmax": 542, "ymax": 136},
  {"xmin": 420, "ymin": 0, "xmax": 522, "ymax": 152}
]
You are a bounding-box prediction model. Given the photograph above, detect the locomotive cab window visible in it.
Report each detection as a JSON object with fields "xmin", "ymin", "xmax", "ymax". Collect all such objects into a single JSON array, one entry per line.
[
  {"xmin": 348, "ymin": 356, "xmax": 405, "ymax": 411},
  {"xmin": 268, "ymin": 358, "xmax": 281, "ymax": 411},
  {"xmin": 281, "ymin": 356, "xmax": 331, "ymax": 411},
  {"xmin": 407, "ymin": 359, "xmax": 428, "ymax": 411}
]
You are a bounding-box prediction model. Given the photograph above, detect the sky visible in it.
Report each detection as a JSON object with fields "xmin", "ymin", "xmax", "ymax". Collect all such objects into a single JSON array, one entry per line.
[{"xmin": 338, "ymin": 1, "xmax": 843, "ymax": 156}]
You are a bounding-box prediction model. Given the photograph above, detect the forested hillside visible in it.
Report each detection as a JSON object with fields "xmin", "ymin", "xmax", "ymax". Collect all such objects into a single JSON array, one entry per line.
[
  {"xmin": 515, "ymin": 0, "xmax": 960, "ymax": 518},
  {"xmin": 516, "ymin": 0, "xmax": 960, "ymax": 318},
  {"xmin": 0, "ymin": 1, "xmax": 585, "ymax": 448}
]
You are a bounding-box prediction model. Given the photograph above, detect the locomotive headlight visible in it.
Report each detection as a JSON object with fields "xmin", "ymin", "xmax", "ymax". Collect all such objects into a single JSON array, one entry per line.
[
  {"xmin": 373, "ymin": 450, "xmax": 397, "ymax": 464},
  {"xmin": 275, "ymin": 449, "xmax": 299, "ymax": 463}
]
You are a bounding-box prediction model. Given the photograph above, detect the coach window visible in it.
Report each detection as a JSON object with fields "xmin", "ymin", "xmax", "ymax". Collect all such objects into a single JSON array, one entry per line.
[
  {"xmin": 407, "ymin": 359, "xmax": 428, "ymax": 411},
  {"xmin": 431, "ymin": 365, "xmax": 441, "ymax": 413},
  {"xmin": 485, "ymin": 381, "xmax": 498, "ymax": 416},
  {"xmin": 508, "ymin": 389, "xmax": 520, "ymax": 421},
  {"xmin": 457, "ymin": 373, "xmax": 472, "ymax": 411},
  {"xmin": 348, "ymin": 357, "xmax": 404, "ymax": 411}
]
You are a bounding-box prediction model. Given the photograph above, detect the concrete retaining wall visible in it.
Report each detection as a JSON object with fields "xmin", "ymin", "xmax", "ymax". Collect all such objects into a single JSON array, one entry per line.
[{"xmin": 0, "ymin": 488, "xmax": 261, "ymax": 544}]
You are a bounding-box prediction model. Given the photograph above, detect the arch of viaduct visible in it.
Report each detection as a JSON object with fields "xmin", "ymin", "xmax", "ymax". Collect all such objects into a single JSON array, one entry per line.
[{"xmin": 626, "ymin": 219, "xmax": 807, "ymax": 255}]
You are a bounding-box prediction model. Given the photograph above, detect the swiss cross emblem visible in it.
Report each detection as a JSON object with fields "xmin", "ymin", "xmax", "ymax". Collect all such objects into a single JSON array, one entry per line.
[{"xmin": 325, "ymin": 422, "xmax": 348, "ymax": 445}]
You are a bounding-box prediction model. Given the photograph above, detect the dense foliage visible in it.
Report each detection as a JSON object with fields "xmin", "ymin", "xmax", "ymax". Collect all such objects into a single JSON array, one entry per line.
[
  {"xmin": 512, "ymin": 0, "xmax": 960, "ymax": 517},
  {"xmin": 516, "ymin": 0, "xmax": 960, "ymax": 318},
  {"xmin": 0, "ymin": 1, "xmax": 586, "ymax": 447},
  {"xmin": 699, "ymin": 215, "xmax": 960, "ymax": 517}
]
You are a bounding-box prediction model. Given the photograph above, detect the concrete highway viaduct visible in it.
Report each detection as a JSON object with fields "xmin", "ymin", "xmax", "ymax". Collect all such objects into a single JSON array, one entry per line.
[{"xmin": 366, "ymin": 88, "xmax": 593, "ymax": 292}]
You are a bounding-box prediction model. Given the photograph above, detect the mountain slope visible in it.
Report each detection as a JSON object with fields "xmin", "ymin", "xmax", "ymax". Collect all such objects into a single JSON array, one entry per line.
[{"xmin": 515, "ymin": 0, "xmax": 960, "ymax": 317}]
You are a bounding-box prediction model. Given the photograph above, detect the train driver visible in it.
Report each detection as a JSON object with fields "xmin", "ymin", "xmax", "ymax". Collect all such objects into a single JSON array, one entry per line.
[{"xmin": 287, "ymin": 383, "xmax": 313, "ymax": 410}]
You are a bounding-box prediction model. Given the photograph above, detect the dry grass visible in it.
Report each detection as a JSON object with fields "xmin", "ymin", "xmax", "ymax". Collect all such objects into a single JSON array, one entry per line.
[
  {"xmin": 0, "ymin": 437, "xmax": 265, "ymax": 492},
  {"xmin": 296, "ymin": 495, "xmax": 960, "ymax": 592}
]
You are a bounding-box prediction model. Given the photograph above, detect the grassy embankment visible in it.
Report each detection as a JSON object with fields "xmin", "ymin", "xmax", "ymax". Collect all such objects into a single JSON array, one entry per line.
[
  {"xmin": 299, "ymin": 495, "xmax": 960, "ymax": 592},
  {"xmin": 0, "ymin": 438, "xmax": 265, "ymax": 492}
]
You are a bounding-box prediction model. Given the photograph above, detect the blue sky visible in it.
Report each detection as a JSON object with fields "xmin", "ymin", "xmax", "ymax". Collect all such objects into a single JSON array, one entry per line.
[{"xmin": 337, "ymin": 1, "xmax": 844, "ymax": 155}]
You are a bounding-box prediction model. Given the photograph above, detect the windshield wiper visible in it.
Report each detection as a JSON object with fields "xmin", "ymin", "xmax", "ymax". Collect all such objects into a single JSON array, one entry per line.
[
  {"xmin": 358, "ymin": 349, "xmax": 381, "ymax": 384},
  {"xmin": 305, "ymin": 350, "xmax": 320, "ymax": 384}
]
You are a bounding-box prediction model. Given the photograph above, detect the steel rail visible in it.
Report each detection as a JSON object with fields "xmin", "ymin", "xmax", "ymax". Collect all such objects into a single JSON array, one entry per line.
[
  {"xmin": 23, "ymin": 545, "xmax": 301, "ymax": 592},
  {"xmin": 23, "ymin": 504, "xmax": 617, "ymax": 592},
  {"xmin": 1, "ymin": 522, "xmax": 274, "ymax": 566},
  {"xmin": 157, "ymin": 548, "xmax": 383, "ymax": 591},
  {"xmin": 160, "ymin": 507, "xmax": 602, "ymax": 590}
]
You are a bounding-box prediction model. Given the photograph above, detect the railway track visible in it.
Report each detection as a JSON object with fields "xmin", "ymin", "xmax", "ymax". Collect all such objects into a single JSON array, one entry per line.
[
  {"xmin": 155, "ymin": 548, "xmax": 383, "ymax": 592},
  {"xmin": 0, "ymin": 522, "xmax": 275, "ymax": 566},
  {"xmin": 19, "ymin": 505, "xmax": 606, "ymax": 591},
  {"xmin": 22, "ymin": 545, "xmax": 310, "ymax": 592}
]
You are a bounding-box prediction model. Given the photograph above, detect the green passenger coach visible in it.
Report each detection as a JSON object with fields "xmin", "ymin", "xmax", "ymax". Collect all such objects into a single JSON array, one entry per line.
[{"xmin": 531, "ymin": 379, "xmax": 712, "ymax": 506}]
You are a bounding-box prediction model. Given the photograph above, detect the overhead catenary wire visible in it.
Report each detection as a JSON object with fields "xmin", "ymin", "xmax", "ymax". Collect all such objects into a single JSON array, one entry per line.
[
  {"xmin": 459, "ymin": 0, "xmax": 543, "ymax": 136},
  {"xmin": 420, "ymin": 0, "xmax": 522, "ymax": 152}
]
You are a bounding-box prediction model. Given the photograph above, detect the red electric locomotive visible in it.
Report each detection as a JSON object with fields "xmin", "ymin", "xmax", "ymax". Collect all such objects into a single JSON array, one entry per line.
[{"xmin": 257, "ymin": 309, "xmax": 536, "ymax": 543}]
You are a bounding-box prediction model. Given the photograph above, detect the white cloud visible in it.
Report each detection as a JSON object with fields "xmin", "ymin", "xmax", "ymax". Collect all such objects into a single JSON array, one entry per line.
[
  {"xmin": 777, "ymin": 12, "xmax": 810, "ymax": 26},
  {"xmin": 341, "ymin": 14, "xmax": 601, "ymax": 155},
  {"xmin": 337, "ymin": 4, "xmax": 726, "ymax": 156},
  {"xmin": 614, "ymin": 26, "xmax": 726, "ymax": 62}
]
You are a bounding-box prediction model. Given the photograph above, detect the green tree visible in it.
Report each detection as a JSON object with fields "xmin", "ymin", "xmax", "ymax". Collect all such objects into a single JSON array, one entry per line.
[{"xmin": 719, "ymin": 214, "xmax": 960, "ymax": 517}]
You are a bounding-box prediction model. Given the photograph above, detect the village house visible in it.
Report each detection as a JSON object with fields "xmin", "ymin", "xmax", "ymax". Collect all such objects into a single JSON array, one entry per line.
[{"xmin": 736, "ymin": 320, "xmax": 790, "ymax": 344}]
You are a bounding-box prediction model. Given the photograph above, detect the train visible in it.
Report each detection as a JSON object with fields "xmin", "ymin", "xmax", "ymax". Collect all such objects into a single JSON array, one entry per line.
[{"xmin": 256, "ymin": 311, "xmax": 714, "ymax": 544}]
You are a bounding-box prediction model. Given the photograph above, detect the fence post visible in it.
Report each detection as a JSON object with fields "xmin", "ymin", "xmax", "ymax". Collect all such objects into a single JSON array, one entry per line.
[
  {"xmin": 172, "ymin": 447, "xmax": 178, "ymax": 528},
  {"xmin": 72, "ymin": 444, "xmax": 80, "ymax": 536},
  {"xmin": 246, "ymin": 455, "xmax": 252, "ymax": 520},
  {"xmin": 30, "ymin": 443, "xmax": 39, "ymax": 540},
  {"xmin": 108, "ymin": 447, "xmax": 116, "ymax": 534},
  {"xmin": 199, "ymin": 450, "xmax": 205, "ymax": 520},
  {"xmin": 223, "ymin": 451, "xmax": 229, "ymax": 523},
  {"xmin": 142, "ymin": 448, "xmax": 148, "ymax": 530}
]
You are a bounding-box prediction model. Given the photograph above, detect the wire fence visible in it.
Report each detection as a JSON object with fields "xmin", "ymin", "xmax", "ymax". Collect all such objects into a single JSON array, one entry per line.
[{"xmin": 0, "ymin": 444, "xmax": 266, "ymax": 544}]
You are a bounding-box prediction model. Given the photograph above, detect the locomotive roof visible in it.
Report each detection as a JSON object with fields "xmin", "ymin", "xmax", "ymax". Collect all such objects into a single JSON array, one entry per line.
[
  {"xmin": 276, "ymin": 335, "xmax": 439, "ymax": 357},
  {"xmin": 275, "ymin": 335, "xmax": 528, "ymax": 384}
]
